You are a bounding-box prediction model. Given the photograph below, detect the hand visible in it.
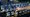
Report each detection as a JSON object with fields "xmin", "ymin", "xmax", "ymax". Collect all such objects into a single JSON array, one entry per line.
[{"xmin": 16, "ymin": 7, "xmax": 24, "ymax": 11}]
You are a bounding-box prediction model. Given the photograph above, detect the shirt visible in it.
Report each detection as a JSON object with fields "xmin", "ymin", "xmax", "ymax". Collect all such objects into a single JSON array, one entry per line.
[{"xmin": 16, "ymin": 3, "xmax": 29, "ymax": 7}]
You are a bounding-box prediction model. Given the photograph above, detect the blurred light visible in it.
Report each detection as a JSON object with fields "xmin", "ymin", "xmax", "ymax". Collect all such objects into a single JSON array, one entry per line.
[
  {"xmin": 10, "ymin": 0, "xmax": 13, "ymax": 1},
  {"xmin": 6, "ymin": 12, "xmax": 10, "ymax": 16}
]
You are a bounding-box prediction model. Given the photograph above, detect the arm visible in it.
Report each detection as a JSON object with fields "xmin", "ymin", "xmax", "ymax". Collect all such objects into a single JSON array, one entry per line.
[
  {"xmin": 16, "ymin": 6, "xmax": 30, "ymax": 11},
  {"xmin": 24, "ymin": 6, "xmax": 30, "ymax": 10}
]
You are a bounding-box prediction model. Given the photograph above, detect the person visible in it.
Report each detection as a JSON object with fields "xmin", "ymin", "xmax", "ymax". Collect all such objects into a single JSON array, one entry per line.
[
  {"xmin": 16, "ymin": 5, "xmax": 30, "ymax": 17},
  {"xmin": 16, "ymin": 3, "xmax": 30, "ymax": 17}
]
